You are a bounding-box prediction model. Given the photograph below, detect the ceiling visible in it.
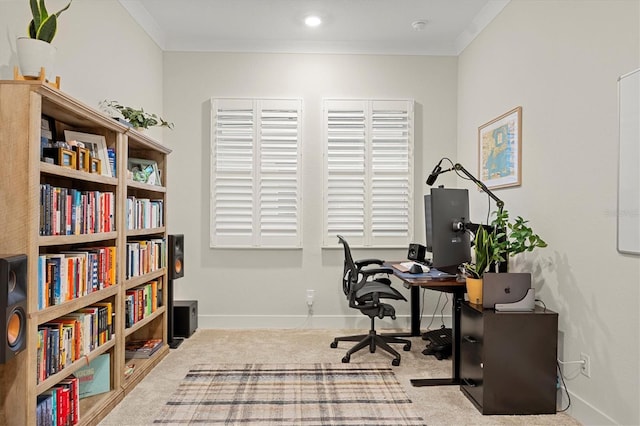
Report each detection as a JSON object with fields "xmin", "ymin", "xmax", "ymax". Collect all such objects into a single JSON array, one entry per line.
[{"xmin": 119, "ymin": 0, "xmax": 510, "ymax": 56}]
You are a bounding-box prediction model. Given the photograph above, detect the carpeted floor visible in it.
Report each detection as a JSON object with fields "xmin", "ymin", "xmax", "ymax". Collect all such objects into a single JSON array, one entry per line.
[
  {"xmin": 99, "ymin": 328, "xmax": 581, "ymax": 425},
  {"xmin": 153, "ymin": 363, "xmax": 425, "ymax": 425}
]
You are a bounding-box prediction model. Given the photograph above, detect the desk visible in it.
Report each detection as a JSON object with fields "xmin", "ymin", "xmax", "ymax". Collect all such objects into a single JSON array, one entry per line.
[{"xmin": 388, "ymin": 264, "xmax": 466, "ymax": 387}]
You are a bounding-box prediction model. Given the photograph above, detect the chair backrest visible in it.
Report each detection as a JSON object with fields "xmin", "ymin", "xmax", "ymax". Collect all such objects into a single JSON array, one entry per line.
[{"xmin": 337, "ymin": 235, "xmax": 358, "ymax": 298}]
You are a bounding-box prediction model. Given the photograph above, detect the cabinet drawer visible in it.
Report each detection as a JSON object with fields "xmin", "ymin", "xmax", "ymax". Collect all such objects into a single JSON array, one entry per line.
[{"xmin": 460, "ymin": 303, "xmax": 484, "ymax": 405}]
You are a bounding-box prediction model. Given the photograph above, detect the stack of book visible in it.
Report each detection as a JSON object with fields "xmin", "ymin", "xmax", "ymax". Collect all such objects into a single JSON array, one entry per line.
[{"xmin": 124, "ymin": 339, "xmax": 163, "ymax": 359}]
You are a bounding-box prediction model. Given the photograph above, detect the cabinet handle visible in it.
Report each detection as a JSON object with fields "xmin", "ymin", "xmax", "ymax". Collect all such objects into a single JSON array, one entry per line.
[{"xmin": 462, "ymin": 335, "xmax": 477, "ymax": 343}]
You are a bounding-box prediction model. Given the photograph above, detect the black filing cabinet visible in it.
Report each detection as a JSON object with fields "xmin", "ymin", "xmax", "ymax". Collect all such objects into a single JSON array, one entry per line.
[{"xmin": 460, "ymin": 302, "xmax": 558, "ymax": 415}]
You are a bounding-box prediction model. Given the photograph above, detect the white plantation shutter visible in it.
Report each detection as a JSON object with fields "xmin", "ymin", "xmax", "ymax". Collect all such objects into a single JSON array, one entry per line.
[
  {"xmin": 323, "ymin": 99, "xmax": 413, "ymax": 247},
  {"xmin": 211, "ymin": 98, "xmax": 302, "ymax": 247}
]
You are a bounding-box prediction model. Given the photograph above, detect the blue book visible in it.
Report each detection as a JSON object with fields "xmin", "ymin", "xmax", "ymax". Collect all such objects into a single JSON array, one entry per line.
[{"xmin": 107, "ymin": 148, "xmax": 116, "ymax": 177}]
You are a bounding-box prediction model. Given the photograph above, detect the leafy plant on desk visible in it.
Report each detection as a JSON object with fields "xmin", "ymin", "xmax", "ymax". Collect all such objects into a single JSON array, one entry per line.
[{"xmin": 463, "ymin": 209, "xmax": 547, "ymax": 279}]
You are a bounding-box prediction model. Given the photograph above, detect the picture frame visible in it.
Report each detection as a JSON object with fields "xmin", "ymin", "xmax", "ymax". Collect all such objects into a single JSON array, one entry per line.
[
  {"xmin": 59, "ymin": 148, "xmax": 77, "ymax": 169},
  {"xmin": 127, "ymin": 157, "xmax": 161, "ymax": 186},
  {"xmin": 64, "ymin": 130, "xmax": 112, "ymax": 177},
  {"xmin": 90, "ymin": 157, "xmax": 102, "ymax": 174},
  {"xmin": 478, "ymin": 106, "xmax": 522, "ymax": 189},
  {"xmin": 74, "ymin": 147, "xmax": 90, "ymax": 172},
  {"xmin": 42, "ymin": 147, "xmax": 76, "ymax": 169}
]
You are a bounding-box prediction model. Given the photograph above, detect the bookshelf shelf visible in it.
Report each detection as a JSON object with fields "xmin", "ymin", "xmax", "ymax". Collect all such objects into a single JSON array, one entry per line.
[
  {"xmin": 124, "ymin": 306, "xmax": 166, "ymax": 336},
  {"xmin": 127, "ymin": 180, "xmax": 167, "ymax": 193},
  {"xmin": 35, "ymin": 338, "xmax": 116, "ymax": 394},
  {"xmin": 0, "ymin": 81, "xmax": 172, "ymax": 426},
  {"xmin": 125, "ymin": 269, "xmax": 166, "ymax": 290},
  {"xmin": 126, "ymin": 227, "xmax": 166, "ymax": 237},
  {"xmin": 38, "ymin": 232, "xmax": 119, "ymax": 247},
  {"xmin": 40, "ymin": 161, "xmax": 119, "ymax": 185},
  {"xmin": 35, "ymin": 285, "xmax": 119, "ymax": 324}
]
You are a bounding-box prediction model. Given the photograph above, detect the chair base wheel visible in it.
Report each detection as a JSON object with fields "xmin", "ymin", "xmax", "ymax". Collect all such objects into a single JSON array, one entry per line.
[
  {"xmin": 403, "ymin": 343, "xmax": 411, "ymax": 351},
  {"xmin": 342, "ymin": 355, "xmax": 350, "ymax": 363},
  {"xmin": 330, "ymin": 341, "xmax": 338, "ymax": 348},
  {"xmin": 392, "ymin": 358, "xmax": 401, "ymax": 366}
]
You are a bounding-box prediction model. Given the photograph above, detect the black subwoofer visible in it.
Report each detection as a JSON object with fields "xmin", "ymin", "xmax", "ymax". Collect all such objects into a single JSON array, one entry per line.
[
  {"xmin": 173, "ymin": 300, "xmax": 198, "ymax": 338},
  {"xmin": 0, "ymin": 254, "xmax": 27, "ymax": 363}
]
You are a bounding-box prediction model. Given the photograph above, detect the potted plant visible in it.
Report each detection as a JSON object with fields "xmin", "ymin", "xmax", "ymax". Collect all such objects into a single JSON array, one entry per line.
[
  {"xmin": 17, "ymin": 0, "xmax": 73, "ymax": 78},
  {"xmin": 463, "ymin": 209, "xmax": 547, "ymax": 304},
  {"xmin": 100, "ymin": 101, "xmax": 174, "ymax": 130}
]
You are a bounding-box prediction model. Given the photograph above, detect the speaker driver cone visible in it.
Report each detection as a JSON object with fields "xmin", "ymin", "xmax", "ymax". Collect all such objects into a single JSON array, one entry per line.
[{"xmin": 7, "ymin": 309, "xmax": 24, "ymax": 348}]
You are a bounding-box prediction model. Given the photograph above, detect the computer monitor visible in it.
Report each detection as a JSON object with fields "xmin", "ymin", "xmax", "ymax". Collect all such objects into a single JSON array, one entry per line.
[{"xmin": 424, "ymin": 187, "xmax": 471, "ymax": 274}]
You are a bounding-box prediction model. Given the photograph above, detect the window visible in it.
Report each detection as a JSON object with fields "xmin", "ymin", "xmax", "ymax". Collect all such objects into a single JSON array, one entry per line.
[
  {"xmin": 323, "ymin": 99, "xmax": 414, "ymax": 247},
  {"xmin": 210, "ymin": 98, "xmax": 302, "ymax": 248}
]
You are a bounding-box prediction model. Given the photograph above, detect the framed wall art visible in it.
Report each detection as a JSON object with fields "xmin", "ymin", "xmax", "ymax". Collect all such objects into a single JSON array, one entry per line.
[
  {"xmin": 478, "ymin": 106, "xmax": 522, "ymax": 189},
  {"xmin": 64, "ymin": 130, "xmax": 112, "ymax": 177}
]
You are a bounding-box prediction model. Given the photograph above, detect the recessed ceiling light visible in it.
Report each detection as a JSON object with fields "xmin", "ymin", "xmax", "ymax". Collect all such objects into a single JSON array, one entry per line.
[
  {"xmin": 305, "ymin": 15, "xmax": 322, "ymax": 27},
  {"xmin": 412, "ymin": 20, "xmax": 427, "ymax": 31}
]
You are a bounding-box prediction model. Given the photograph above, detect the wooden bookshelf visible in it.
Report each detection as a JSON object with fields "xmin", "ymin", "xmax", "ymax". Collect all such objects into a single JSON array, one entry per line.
[{"xmin": 0, "ymin": 81, "xmax": 172, "ymax": 425}]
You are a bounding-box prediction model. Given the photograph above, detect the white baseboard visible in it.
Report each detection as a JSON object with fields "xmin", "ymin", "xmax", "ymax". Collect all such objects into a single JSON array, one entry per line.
[{"xmin": 559, "ymin": 386, "xmax": 618, "ymax": 425}]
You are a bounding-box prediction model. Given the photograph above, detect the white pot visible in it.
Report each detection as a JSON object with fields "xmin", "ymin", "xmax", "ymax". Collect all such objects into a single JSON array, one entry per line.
[{"xmin": 16, "ymin": 37, "xmax": 56, "ymax": 79}]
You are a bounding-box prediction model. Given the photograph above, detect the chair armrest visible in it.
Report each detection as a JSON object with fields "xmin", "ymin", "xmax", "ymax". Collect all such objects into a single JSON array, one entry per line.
[
  {"xmin": 355, "ymin": 258, "xmax": 384, "ymax": 268},
  {"xmin": 360, "ymin": 266, "xmax": 393, "ymax": 277}
]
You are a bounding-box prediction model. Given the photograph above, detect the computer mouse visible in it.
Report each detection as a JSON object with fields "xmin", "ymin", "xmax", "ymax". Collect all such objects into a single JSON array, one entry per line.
[{"xmin": 409, "ymin": 264, "xmax": 424, "ymax": 274}]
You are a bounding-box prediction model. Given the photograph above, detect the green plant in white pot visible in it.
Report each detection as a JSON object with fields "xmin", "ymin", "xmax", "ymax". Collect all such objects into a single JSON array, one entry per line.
[{"xmin": 17, "ymin": 0, "xmax": 73, "ymax": 78}]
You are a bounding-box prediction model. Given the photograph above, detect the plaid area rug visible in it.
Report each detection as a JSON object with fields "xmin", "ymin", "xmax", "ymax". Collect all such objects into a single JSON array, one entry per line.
[{"xmin": 153, "ymin": 363, "xmax": 425, "ymax": 425}]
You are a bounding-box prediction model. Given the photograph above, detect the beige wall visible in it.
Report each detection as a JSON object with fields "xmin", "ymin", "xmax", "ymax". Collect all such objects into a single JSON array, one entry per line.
[
  {"xmin": 0, "ymin": 0, "xmax": 165, "ymax": 141},
  {"xmin": 457, "ymin": 1, "xmax": 640, "ymax": 424},
  {"xmin": 162, "ymin": 52, "xmax": 459, "ymax": 329}
]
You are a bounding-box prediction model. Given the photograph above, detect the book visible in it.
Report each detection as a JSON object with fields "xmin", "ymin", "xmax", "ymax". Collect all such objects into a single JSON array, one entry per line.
[
  {"xmin": 125, "ymin": 339, "xmax": 163, "ymax": 359},
  {"xmin": 75, "ymin": 353, "xmax": 110, "ymax": 399}
]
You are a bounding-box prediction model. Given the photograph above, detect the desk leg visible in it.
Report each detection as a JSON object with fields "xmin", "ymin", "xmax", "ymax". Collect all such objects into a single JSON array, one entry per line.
[
  {"xmin": 411, "ymin": 285, "xmax": 421, "ymax": 337},
  {"xmin": 410, "ymin": 288, "xmax": 464, "ymax": 387}
]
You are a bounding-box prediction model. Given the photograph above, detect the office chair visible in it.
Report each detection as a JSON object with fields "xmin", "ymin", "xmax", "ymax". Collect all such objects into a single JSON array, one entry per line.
[{"xmin": 330, "ymin": 235, "xmax": 411, "ymax": 366}]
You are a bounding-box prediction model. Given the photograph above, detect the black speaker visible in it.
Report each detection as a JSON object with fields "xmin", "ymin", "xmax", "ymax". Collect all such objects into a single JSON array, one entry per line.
[
  {"xmin": 0, "ymin": 254, "xmax": 27, "ymax": 364},
  {"xmin": 173, "ymin": 300, "xmax": 198, "ymax": 338},
  {"xmin": 407, "ymin": 243, "xmax": 426, "ymax": 262},
  {"xmin": 168, "ymin": 234, "xmax": 184, "ymax": 280}
]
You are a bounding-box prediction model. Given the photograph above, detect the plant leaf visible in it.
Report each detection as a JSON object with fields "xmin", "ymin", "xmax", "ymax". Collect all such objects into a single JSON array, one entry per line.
[
  {"xmin": 29, "ymin": 0, "xmax": 41, "ymax": 32},
  {"xmin": 38, "ymin": 0, "xmax": 48, "ymax": 22},
  {"xmin": 36, "ymin": 14, "xmax": 57, "ymax": 42},
  {"xmin": 54, "ymin": 0, "xmax": 73, "ymax": 17}
]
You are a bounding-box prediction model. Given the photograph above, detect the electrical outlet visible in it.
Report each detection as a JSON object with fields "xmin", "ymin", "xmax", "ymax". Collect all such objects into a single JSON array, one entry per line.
[
  {"xmin": 306, "ymin": 289, "xmax": 315, "ymax": 306},
  {"xmin": 580, "ymin": 352, "xmax": 591, "ymax": 378}
]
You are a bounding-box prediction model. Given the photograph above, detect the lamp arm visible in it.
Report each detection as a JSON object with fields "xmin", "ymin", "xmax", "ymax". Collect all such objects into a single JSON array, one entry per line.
[{"xmin": 453, "ymin": 163, "xmax": 504, "ymax": 213}]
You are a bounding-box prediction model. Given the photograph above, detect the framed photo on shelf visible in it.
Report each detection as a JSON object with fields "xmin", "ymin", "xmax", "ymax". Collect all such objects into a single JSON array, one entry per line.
[
  {"xmin": 127, "ymin": 158, "xmax": 161, "ymax": 186},
  {"xmin": 64, "ymin": 130, "xmax": 112, "ymax": 177},
  {"xmin": 90, "ymin": 157, "xmax": 102, "ymax": 174},
  {"xmin": 478, "ymin": 106, "xmax": 522, "ymax": 189},
  {"xmin": 74, "ymin": 147, "xmax": 90, "ymax": 172}
]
